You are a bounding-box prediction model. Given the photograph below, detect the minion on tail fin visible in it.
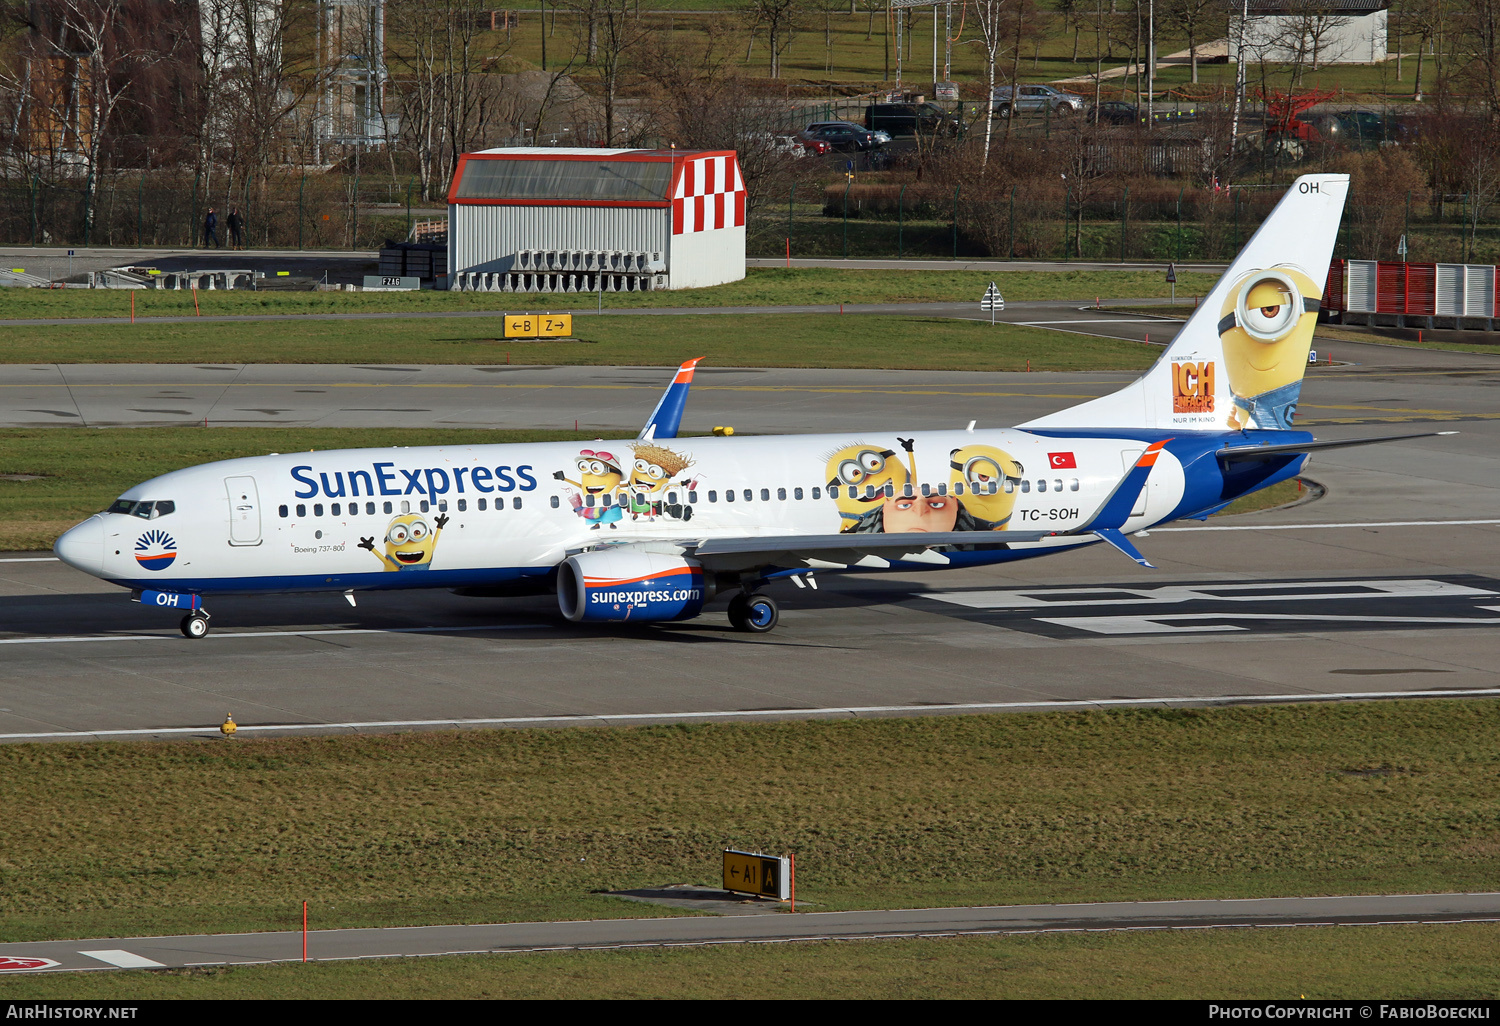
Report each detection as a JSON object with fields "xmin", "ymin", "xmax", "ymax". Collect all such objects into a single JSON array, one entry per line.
[{"xmin": 1022, "ymin": 173, "xmax": 1350, "ymax": 432}]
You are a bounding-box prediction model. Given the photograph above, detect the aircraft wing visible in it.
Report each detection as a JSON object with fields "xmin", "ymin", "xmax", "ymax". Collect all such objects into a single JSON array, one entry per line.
[
  {"xmin": 1216, "ymin": 431, "xmax": 1456, "ymax": 464},
  {"xmin": 685, "ymin": 530, "xmax": 1057, "ymax": 571}
]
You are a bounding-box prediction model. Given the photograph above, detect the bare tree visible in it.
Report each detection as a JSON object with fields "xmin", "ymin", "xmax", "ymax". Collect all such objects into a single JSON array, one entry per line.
[
  {"xmin": 3, "ymin": 0, "xmax": 176, "ymax": 229},
  {"xmin": 971, "ymin": 0, "xmax": 1019, "ymax": 166},
  {"xmin": 1458, "ymin": 0, "xmax": 1500, "ymax": 119},
  {"xmin": 742, "ymin": 0, "xmax": 803, "ymax": 77},
  {"xmin": 1165, "ymin": 0, "xmax": 1217, "ymax": 83},
  {"xmin": 563, "ymin": 0, "xmax": 648, "ymax": 143}
]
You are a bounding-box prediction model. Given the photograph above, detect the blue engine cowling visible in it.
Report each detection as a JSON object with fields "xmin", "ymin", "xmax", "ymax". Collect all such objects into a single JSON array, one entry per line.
[{"xmin": 558, "ymin": 550, "xmax": 710, "ymax": 623}]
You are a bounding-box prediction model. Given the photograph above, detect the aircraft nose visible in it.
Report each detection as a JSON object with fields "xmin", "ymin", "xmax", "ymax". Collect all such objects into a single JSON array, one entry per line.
[{"xmin": 54, "ymin": 517, "xmax": 104, "ymax": 575}]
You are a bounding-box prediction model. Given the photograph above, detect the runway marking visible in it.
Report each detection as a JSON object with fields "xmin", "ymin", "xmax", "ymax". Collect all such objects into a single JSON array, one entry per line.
[
  {"xmin": 0, "ymin": 622, "xmax": 547, "ymax": 646},
  {"xmin": 78, "ymin": 950, "xmax": 165, "ymax": 969},
  {"xmin": 930, "ymin": 579, "xmax": 1494, "ymax": 610},
  {"xmin": 1039, "ymin": 611, "xmax": 1500, "ymax": 635},
  {"xmin": 3, "ymin": 689, "xmax": 1499, "ymax": 740},
  {"xmin": 1158, "ymin": 518, "xmax": 1500, "ymax": 532},
  {"xmin": 0, "ymin": 557, "xmax": 56, "ymax": 562},
  {"xmin": 1017, "ymin": 319, "xmax": 1153, "ymax": 325}
]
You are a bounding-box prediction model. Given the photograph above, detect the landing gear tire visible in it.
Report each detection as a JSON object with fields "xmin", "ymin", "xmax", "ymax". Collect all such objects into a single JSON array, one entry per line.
[
  {"xmin": 180, "ymin": 613, "xmax": 210, "ymax": 639},
  {"xmin": 728, "ymin": 593, "xmax": 779, "ymax": 634}
]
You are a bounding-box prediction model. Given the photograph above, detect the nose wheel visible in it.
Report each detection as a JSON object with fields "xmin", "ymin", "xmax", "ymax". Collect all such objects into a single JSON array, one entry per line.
[
  {"xmin": 727, "ymin": 592, "xmax": 779, "ymax": 634},
  {"xmin": 179, "ymin": 612, "xmax": 211, "ymax": 639}
]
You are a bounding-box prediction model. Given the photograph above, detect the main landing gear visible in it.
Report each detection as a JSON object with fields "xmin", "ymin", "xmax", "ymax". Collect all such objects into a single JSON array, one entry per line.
[
  {"xmin": 727, "ymin": 592, "xmax": 779, "ymax": 634},
  {"xmin": 179, "ymin": 611, "xmax": 211, "ymax": 639}
]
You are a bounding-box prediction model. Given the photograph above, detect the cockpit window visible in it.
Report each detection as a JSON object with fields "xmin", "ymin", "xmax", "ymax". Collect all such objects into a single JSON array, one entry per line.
[{"xmin": 105, "ymin": 499, "xmax": 174, "ymax": 519}]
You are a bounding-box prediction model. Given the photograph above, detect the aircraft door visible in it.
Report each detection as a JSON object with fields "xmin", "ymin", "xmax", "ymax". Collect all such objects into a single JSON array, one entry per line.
[
  {"xmin": 225, "ymin": 476, "xmax": 262, "ymax": 546},
  {"xmin": 1119, "ymin": 449, "xmax": 1149, "ymax": 518}
]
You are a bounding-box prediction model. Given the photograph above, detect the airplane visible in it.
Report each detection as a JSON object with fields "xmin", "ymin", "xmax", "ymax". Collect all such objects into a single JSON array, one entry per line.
[{"xmin": 53, "ymin": 172, "xmax": 1451, "ymax": 638}]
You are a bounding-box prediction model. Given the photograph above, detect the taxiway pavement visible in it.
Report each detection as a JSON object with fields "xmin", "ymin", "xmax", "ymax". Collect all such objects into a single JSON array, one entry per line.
[{"xmin": 1, "ymin": 892, "xmax": 1495, "ymax": 972}]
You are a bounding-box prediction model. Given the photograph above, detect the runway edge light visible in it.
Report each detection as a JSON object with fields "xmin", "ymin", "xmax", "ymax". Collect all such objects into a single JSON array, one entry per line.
[
  {"xmin": 723, "ymin": 849, "xmax": 791, "ymax": 902},
  {"xmin": 221, "ymin": 714, "xmax": 236, "ymax": 737}
]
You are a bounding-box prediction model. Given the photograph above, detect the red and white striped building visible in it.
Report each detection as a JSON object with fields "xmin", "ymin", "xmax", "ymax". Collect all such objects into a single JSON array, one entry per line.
[{"xmin": 446, "ymin": 147, "xmax": 746, "ymax": 293}]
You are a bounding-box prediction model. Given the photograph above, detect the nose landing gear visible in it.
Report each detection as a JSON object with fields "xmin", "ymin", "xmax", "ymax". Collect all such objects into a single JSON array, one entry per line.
[{"xmin": 179, "ymin": 611, "xmax": 211, "ymax": 639}]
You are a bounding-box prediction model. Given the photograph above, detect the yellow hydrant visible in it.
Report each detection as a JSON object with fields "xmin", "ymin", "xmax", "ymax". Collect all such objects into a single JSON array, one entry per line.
[{"xmin": 220, "ymin": 714, "xmax": 237, "ymax": 737}]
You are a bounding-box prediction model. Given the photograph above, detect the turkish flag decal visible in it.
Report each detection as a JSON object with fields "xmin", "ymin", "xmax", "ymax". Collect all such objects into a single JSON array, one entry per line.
[{"xmin": 1048, "ymin": 452, "xmax": 1077, "ymax": 469}]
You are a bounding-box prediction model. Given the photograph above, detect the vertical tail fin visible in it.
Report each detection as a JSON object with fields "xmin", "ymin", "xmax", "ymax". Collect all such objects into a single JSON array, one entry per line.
[
  {"xmin": 1022, "ymin": 173, "xmax": 1349, "ymax": 432},
  {"xmin": 638, "ymin": 357, "xmax": 703, "ymax": 441}
]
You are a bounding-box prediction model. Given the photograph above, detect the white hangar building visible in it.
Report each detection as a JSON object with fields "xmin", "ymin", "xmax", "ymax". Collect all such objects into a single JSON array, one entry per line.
[{"xmin": 446, "ymin": 147, "xmax": 747, "ymax": 293}]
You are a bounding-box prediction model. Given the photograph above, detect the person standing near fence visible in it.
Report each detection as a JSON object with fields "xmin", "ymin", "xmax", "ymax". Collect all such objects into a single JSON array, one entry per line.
[
  {"xmin": 204, "ymin": 207, "xmax": 219, "ymax": 249},
  {"xmin": 227, "ymin": 207, "xmax": 244, "ymax": 250}
]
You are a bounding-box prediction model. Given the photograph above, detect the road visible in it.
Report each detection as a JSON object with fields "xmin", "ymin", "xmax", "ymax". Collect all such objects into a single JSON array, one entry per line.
[{"xmin": 1, "ymin": 892, "xmax": 1496, "ymax": 972}]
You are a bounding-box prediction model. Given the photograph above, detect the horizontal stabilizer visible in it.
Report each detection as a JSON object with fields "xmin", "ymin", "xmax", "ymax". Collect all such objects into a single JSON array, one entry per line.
[
  {"xmin": 1091, "ymin": 528, "xmax": 1155, "ymax": 568},
  {"xmin": 1217, "ymin": 431, "xmax": 1457, "ymax": 463},
  {"xmin": 638, "ymin": 357, "xmax": 703, "ymax": 440}
]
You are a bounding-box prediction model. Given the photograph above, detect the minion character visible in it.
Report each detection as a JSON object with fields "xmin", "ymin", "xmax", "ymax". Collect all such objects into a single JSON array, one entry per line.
[
  {"xmin": 949, "ymin": 445, "xmax": 1025, "ymax": 529},
  {"xmin": 822, "ymin": 442, "xmax": 912, "ymax": 532},
  {"xmin": 358, "ymin": 513, "xmax": 449, "ymax": 571},
  {"xmin": 1217, "ymin": 265, "xmax": 1322, "ymax": 430},
  {"xmin": 628, "ymin": 443, "xmax": 696, "ymax": 522},
  {"xmin": 553, "ymin": 449, "xmax": 626, "ymax": 529}
]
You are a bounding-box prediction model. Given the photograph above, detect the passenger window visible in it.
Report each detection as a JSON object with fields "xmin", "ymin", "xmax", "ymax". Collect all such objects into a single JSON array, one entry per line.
[
  {"xmin": 366, "ymin": 502, "xmax": 375, "ymax": 515},
  {"xmin": 902, "ymin": 484, "xmax": 914, "ymax": 498},
  {"xmin": 725, "ymin": 490, "xmax": 735, "ymax": 502},
  {"xmin": 708, "ymin": 490, "xmax": 717, "ymax": 502},
  {"xmin": 744, "ymin": 489, "xmax": 753, "ymax": 502},
  {"xmin": 279, "ymin": 505, "xmax": 288, "ymax": 518},
  {"xmin": 1020, "ymin": 480, "xmax": 1030, "ymax": 493},
  {"xmin": 759, "ymin": 488, "xmax": 769, "ymax": 502},
  {"xmin": 777, "ymin": 488, "xmax": 786, "ymax": 501},
  {"xmin": 1070, "ymin": 478, "xmax": 1080, "ymax": 491},
  {"xmin": 549, "ymin": 496, "xmax": 558, "ymax": 508},
  {"xmin": 512, "ymin": 496, "xmax": 521, "ymax": 509},
  {"xmin": 1054, "ymin": 479, "xmax": 1063, "ymax": 492},
  {"xmin": 794, "ymin": 487, "xmax": 804, "ymax": 500},
  {"xmin": 936, "ymin": 483, "xmax": 948, "ymax": 496},
  {"xmin": 314, "ymin": 503, "xmax": 324, "ymax": 516},
  {"xmin": 478, "ymin": 498, "xmax": 487, "ymax": 510},
  {"xmin": 457, "ymin": 499, "xmax": 467, "ymax": 512},
  {"xmin": 420, "ymin": 500, "xmax": 430, "ymax": 513},
  {"xmin": 400, "ymin": 500, "xmax": 410, "ymax": 514},
  {"xmin": 384, "ymin": 501, "xmax": 394, "ymax": 514},
  {"xmin": 1038, "ymin": 479, "xmax": 1048, "ymax": 493},
  {"xmin": 689, "ymin": 490, "xmax": 698, "ymax": 503},
  {"xmin": 601, "ymin": 494, "xmax": 612, "ymax": 507},
  {"xmin": 954, "ymin": 483, "xmax": 965, "ymax": 495},
  {"xmin": 296, "ymin": 504, "xmax": 306, "ymax": 517},
  {"xmin": 812, "ymin": 487, "xmax": 821, "ymax": 500},
  {"xmin": 331, "ymin": 503, "xmax": 341, "ymax": 516},
  {"xmin": 1004, "ymin": 480, "xmax": 1015, "ymax": 494},
  {"xmin": 921, "ymin": 483, "xmax": 931, "ymax": 496},
  {"xmin": 585, "ymin": 494, "xmax": 596, "ymax": 508},
  {"xmin": 438, "ymin": 500, "xmax": 448, "ymax": 512},
  {"xmin": 668, "ymin": 491, "xmax": 678, "ymax": 504},
  {"xmin": 883, "ymin": 483, "xmax": 893, "ymax": 498}
]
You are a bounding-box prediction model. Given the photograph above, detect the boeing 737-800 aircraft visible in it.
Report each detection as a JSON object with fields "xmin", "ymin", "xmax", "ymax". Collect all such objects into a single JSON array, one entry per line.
[{"xmin": 53, "ymin": 173, "xmax": 1447, "ymax": 637}]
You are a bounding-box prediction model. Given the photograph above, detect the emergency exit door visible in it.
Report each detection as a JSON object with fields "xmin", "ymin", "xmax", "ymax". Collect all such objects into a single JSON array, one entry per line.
[{"xmin": 225, "ymin": 476, "xmax": 261, "ymax": 545}]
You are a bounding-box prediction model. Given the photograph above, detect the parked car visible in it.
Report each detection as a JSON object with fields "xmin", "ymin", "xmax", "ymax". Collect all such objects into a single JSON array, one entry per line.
[
  {"xmin": 990, "ymin": 84, "xmax": 1085, "ymax": 118},
  {"xmin": 804, "ymin": 121, "xmax": 885, "ymax": 152},
  {"xmin": 1092, "ymin": 101, "xmax": 1198, "ymax": 126},
  {"xmin": 864, "ymin": 102, "xmax": 961, "ymax": 137}
]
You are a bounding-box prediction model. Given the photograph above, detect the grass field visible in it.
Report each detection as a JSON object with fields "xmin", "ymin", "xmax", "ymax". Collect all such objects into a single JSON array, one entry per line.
[
  {"xmin": 2, "ymin": 924, "xmax": 1497, "ymax": 999},
  {"xmin": 1117, "ymin": 305, "xmax": 1500, "ymax": 357},
  {"xmin": 0, "ymin": 269, "xmax": 1221, "ymax": 320},
  {"xmin": 1, "ymin": 701, "xmax": 1497, "ymax": 944},
  {"xmin": 0, "ymin": 312, "xmax": 1161, "ymax": 369}
]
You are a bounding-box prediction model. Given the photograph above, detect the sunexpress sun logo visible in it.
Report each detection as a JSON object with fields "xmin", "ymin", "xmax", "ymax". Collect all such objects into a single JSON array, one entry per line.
[{"xmin": 134, "ymin": 528, "xmax": 177, "ymax": 571}]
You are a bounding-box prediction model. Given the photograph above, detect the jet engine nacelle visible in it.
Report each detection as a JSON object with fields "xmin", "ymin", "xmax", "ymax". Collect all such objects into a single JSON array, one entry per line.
[{"xmin": 558, "ymin": 549, "xmax": 709, "ymax": 623}]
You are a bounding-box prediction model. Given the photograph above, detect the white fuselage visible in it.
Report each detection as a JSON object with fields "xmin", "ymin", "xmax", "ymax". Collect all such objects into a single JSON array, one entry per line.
[{"xmin": 57, "ymin": 428, "xmax": 1190, "ymax": 595}]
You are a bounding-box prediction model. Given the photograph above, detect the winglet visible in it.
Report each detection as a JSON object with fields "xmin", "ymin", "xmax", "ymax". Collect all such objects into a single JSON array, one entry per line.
[
  {"xmin": 1076, "ymin": 440, "xmax": 1171, "ymax": 533},
  {"xmin": 638, "ymin": 357, "xmax": 703, "ymax": 440},
  {"xmin": 1091, "ymin": 528, "xmax": 1156, "ymax": 568}
]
